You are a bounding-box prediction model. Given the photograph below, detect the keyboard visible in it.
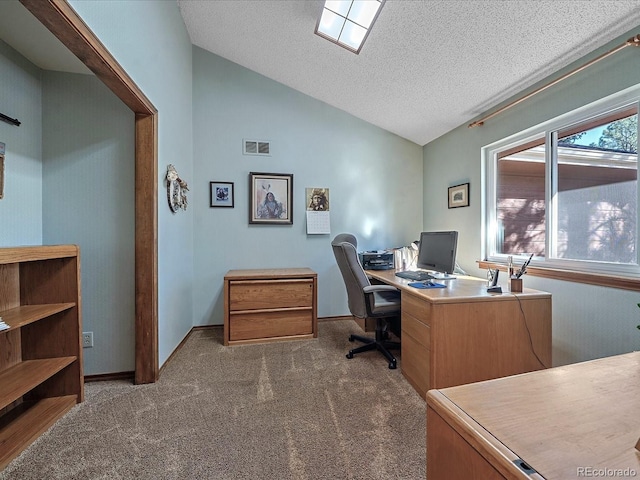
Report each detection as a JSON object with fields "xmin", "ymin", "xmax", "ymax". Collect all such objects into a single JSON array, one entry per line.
[{"xmin": 395, "ymin": 270, "xmax": 434, "ymax": 281}]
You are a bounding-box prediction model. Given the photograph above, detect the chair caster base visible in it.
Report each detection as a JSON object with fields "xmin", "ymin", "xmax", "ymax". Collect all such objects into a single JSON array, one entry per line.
[
  {"xmin": 389, "ymin": 360, "xmax": 397, "ymax": 369},
  {"xmin": 346, "ymin": 352, "xmax": 354, "ymax": 359}
]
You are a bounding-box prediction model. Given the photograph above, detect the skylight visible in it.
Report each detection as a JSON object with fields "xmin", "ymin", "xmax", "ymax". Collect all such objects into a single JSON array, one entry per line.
[{"xmin": 315, "ymin": 0, "xmax": 385, "ymax": 54}]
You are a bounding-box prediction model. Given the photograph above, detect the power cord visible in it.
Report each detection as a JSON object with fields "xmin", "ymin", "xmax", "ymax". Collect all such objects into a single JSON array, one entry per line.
[{"xmin": 511, "ymin": 293, "xmax": 548, "ymax": 369}]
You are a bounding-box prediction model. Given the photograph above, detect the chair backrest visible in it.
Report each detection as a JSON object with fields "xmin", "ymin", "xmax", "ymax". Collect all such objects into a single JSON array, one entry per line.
[{"xmin": 331, "ymin": 233, "xmax": 371, "ymax": 319}]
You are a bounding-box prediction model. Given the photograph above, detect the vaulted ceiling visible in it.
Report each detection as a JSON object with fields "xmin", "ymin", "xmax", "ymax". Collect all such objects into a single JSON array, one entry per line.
[
  {"xmin": 178, "ymin": 0, "xmax": 640, "ymax": 145},
  {"xmin": 2, "ymin": 1, "xmax": 640, "ymax": 146}
]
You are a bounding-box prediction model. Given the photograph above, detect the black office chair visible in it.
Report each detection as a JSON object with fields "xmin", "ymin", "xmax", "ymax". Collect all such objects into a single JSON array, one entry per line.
[{"xmin": 331, "ymin": 233, "xmax": 401, "ymax": 369}]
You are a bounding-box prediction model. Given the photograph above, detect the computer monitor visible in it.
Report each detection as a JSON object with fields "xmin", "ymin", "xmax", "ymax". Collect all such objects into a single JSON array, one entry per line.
[{"xmin": 416, "ymin": 231, "xmax": 458, "ymax": 276}]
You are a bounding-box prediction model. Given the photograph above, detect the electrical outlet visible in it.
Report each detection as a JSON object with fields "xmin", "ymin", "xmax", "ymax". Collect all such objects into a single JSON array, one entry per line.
[{"xmin": 82, "ymin": 331, "xmax": 93, "ymax": 348}]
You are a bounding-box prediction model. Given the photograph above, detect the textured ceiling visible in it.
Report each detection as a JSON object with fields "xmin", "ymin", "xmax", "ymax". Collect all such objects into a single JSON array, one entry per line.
[
  {"xmin": 178, "ymin": 0, "xmax": 640, "ymax": 146},
  {"xmin": 2, "ymin": 1, "xmax": 640, "ymax": 146}
]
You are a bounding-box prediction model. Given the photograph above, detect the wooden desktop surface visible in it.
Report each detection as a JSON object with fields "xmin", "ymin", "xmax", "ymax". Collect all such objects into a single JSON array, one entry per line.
[
  {"xmin": 427, "ymin": 351, "xmax": 640, "ymax": 479},
  {"xmin": 366, "ymin": 269, "xmax": 550, "ymax": 303},
  {"xmin": 365, "ymin": 269, "xmax": 552, "ymax": 397},
  {"xmin": 224, "ymin": 267, "xmax": 316, "ymax": 280}
]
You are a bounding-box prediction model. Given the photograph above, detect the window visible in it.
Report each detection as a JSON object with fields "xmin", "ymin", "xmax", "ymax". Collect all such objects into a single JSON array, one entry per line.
[
  {"xmin": 314, "ymin": 0, "xmax": 385, "ymax": 54},
  {"xmin": 485, "ymin": 89, "xmax": 639, "ymax": 276}
]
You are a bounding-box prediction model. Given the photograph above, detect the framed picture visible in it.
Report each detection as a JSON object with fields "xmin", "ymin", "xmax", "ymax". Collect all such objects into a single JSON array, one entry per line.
[
  {"xmin": 448, "ymin": 182, "xmax": 470, "ymax": 208},
  {"xmin": 249, "ymin": 172, "xmax": 293, "ymax": 224},
  {"xmin": 210, "ymin": 181, "xmax": 234, "ymax": 208}
]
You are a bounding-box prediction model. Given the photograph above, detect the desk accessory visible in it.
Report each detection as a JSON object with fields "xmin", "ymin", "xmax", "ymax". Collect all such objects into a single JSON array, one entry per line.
[
  {"xmin": 486, "ymin": 268, "xmax": 499, "ymax": 289},
  {"xmin": 515, "ymin": 253, "xmax": 534, "ymax": 279},
  {"xmin": 510, "ymin": 278, "xmax": 523, "ymax": 293},
  {"xmin": 409, "ymin": 281, "xmax": 446, "ymax": 289},
  {"xmin": 486, "ymin": 268, "xmax": 502, "ymax": 292}
]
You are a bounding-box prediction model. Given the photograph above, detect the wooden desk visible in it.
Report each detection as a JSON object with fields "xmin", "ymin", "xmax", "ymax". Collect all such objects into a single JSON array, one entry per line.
[
  {"xmin": 223, "ymin": 268, "xmax": 317, "ymax": 346},
  {"xmin": 366, "ymin": 270, "xmax": 552, "ymax": 398},
  {"xmin": 426, "ymin": 352, "xmax": 640, "ymax": 479}
]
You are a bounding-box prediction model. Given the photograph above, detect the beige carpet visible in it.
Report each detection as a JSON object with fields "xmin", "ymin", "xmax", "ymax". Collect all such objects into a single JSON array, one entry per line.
[{"xmin": 1, "ymin": 320, "xmax": 426, "ymax": 480}]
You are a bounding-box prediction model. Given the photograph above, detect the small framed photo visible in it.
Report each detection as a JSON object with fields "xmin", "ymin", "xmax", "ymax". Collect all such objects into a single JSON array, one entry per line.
[
  {"xmin": 448, "ymin": 182, "xmax": 470, "ymax": 208},
  {"xmin": 210, "ymin": 181, "xmax": 234, "ymax": 208},
  {"xmin": 249, "ymin": 172, "xmax": 293, "ymax": 224}
]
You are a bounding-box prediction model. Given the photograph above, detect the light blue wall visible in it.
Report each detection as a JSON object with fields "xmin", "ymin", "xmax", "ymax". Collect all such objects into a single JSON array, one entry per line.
[
  {"xmin": 42, "ymin": 71, "xmax": 135, "ymax": 375},
  {"xmin": 423, "ymin": 27, "xmax": 640, "ymax": 366},
  {"xmin": 68, "ymin": 0, "xmax": 195, "ymax": 367},
  {"xmin": 192, "ymin": 47, "xmax": 423, "ymax": 325},
  {"xmin": 1, "ymin": 1, "xmax": 420, "ymax": 377},
  {"xmin": 0, "ymin": 41, "xmax": 136, "ymax": 376},
  {"xmin": 0, "ymin": 40, "xmax": 42, "ymax": 245},
  {"xmin": 17, "ymin": 0, "xmax": 636, "ymax": 374}
]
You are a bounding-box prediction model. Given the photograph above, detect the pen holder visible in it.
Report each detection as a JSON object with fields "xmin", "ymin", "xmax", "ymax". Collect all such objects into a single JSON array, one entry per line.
[{"xmin": 510, "ymin": 278, "xmax": 523, "ymax": 293}]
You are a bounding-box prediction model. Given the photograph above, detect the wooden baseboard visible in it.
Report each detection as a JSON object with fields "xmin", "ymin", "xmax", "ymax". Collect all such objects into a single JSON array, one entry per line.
[
  {"xmin": 91, "ymin": 318, "xmax": 361, "ymax": 381},
  {"xmin": 85, "ymin": 371, "xmax": 134, "ymax": 383},
  {"xmin": 319, "ymin": 315, "xmax": 376, "ymax": 331},
  {"xmin": 318, "ymin": 315, "xmax": 353, "ymax": 322}
]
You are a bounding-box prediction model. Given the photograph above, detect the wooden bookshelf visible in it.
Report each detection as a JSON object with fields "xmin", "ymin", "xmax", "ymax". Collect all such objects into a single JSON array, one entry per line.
[{"xmin": 0, "ymin": 245, "xmax": 83, "ymax": 470}]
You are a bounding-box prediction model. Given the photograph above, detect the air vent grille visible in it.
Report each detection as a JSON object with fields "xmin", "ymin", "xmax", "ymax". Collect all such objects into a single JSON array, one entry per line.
[{"xmin": 243, "ymin": 139, "xmax": 271, "ymax": 156}]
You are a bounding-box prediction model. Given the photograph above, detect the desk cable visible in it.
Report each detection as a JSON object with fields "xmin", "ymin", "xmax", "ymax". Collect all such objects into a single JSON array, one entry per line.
[{"xmin": 511, "ymin": 293, "xmax": 548, "ymax": 369}]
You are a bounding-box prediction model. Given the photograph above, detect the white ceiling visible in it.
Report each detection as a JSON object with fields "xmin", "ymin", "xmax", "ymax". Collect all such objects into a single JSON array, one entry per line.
[
  {"xmin": 0, "ymin": 1, "xmax": 90, "ymax": 75},
  {"xmin": 178, "ymin": 0, "xmax": 640, "ymax": 145},
  {"xmin": 2, "ymin": 1, "xmax": 640, "ymax": 146}
]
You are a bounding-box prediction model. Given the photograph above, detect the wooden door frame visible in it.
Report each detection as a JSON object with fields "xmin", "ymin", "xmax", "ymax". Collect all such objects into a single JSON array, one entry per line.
[{"xmin": 21, "ymin": 0, "xmax": 159, "ymax": 384}]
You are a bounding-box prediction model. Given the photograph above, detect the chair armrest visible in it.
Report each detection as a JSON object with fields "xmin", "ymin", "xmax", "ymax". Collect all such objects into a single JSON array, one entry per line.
[{"xmin": 363, "ymin": 285, "xmax": 399, "ymax": 294}]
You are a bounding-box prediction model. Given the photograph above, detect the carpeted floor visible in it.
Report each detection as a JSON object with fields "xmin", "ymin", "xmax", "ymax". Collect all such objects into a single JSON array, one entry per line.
[{"xmin": 1, "ymin": 320, "xmax": 426, "ymax": 480}]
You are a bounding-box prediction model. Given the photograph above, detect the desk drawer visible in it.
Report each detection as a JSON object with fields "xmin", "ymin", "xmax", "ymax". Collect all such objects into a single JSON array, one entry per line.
[
  {"xmin": 402, "ymin": 333, "xmax": 430, "ymax": 397},
  {"xmin": 229, "ymin": 279, "xmax": 313, "ymax": 311},
  {"xmin": 402, "ymin": 312, "xmax": 431, "ymax": 349},
  {"xmin": 402, "ymin": 292, "xmax": 431, "ymax": 326},
  {"xmin": 229, "ymin": 309, "xmax": 313, "ymax": 341}
]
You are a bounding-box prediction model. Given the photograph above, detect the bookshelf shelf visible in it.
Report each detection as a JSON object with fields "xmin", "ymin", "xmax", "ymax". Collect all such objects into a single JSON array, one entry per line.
[
  {"xmin": 0, "ymin": 396, "xmax": 77, "ymax": 469},
  {"xmin": 0, "ymin": 304, "xmax": 75, "ymax": 332}
]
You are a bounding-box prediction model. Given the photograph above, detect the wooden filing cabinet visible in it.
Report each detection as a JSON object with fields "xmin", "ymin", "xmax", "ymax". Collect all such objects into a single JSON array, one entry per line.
[{"xmin": 223, "ymin": 268, "xmax": 318, "ymax": 346}]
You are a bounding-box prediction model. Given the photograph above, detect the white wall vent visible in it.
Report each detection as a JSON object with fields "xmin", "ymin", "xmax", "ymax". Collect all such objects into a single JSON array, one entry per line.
[{"xmin": 243, "ymin": 139, "xmax": 271, "ymax": 156}]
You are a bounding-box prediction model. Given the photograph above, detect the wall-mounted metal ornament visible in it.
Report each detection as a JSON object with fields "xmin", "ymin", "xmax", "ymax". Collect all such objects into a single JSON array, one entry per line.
[{"xmin": 166, "ymin": 164, "xmax": 189, "ymax": 213}]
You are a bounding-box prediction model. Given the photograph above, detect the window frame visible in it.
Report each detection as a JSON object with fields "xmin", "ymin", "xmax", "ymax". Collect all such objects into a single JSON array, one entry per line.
[{"xmin": 483, "ymin": 84, "xmax": 640, "ymax": 279}]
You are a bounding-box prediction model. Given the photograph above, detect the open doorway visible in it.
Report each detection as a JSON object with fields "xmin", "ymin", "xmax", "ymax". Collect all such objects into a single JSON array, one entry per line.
[{"xmin": 19, "ymin": 0, "xmax": 158, "ymax": 384}]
